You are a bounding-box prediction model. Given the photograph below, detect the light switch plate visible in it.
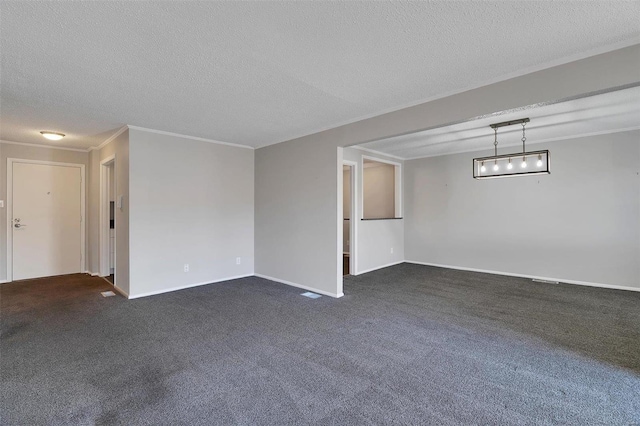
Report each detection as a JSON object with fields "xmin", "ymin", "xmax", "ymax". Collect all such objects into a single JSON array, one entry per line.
[{"xmin": 0, "ymin": 200, "xmax": 4, "ymax": 208}]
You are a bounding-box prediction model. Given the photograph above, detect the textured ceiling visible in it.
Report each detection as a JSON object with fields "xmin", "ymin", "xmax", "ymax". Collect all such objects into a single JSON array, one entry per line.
[
  {"xmin": 1, "ymin": 1, "xmax": 639, "ymax": 150},
  {"xmin": 357, "ymin": 86, "xmax": 640, "ymax": 159}
]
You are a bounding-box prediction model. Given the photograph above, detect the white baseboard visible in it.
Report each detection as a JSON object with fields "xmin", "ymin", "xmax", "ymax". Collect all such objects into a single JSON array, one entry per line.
[
  {"xmin": 128, "ymin": 274, "xmax": 254, "ymax": 299},
  {"xmin": 86, "ymin": 271, "xmax": 100, "ymax": 277},
  {"xmin": 0, "ymin": 280, "xmax": 9, "ymax": 284},
  {"xmin": 405, "ymin": 260, "xmax": 640, "ymax": 293},
  {"xmin": 255, "ymin": 273, "xmax": 344, "ymax": 298},
  {"xmin": 355, "ymin": 260, "xmax": 405, "ymax": 276},
  {"xmin": 112, "ymin": 285, "xmax": 129, "ymax": 298}
]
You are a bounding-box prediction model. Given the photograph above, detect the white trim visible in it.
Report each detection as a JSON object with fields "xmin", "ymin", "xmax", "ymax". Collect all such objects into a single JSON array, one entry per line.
[
  {"xmin": 337, "ymin": 149, "xmax": 344, "ymax": 295},
  {"xmin": 343, "ymin": 160, "xmax": 358, "ymax": 276},
  {"xmin": 254, "ymin": 37, "xmax": 640, "ymax": 149},
  {"xmin": 0, "ymin": 280, "xmax": 9, "ymax": 284},
  {"xmin": 6, "ymin": 158, "xmax": 86, "ymax": 282},
  {"xmin": 351, "ymin": 146, "xmax": 405, "ymax": 161},
  {"xmin": 128, "ymin": 274, "xmax": 254, "ymax": 299},
  {"xmin": 255, "ymin": 273, "xmax": 344, "ymax": 298},
  {"xmin": 0, "ymin": 139, "xmax": 88, "ymax": 153},
  {"xmin": 361, "ymin": 155, "xmax": 402, "ymax": 167},
  {"xmin": 100, "ymin": 155, "xmax": 116, "ymax": 279},
  {"xmin": 127, "ymin": 125, "xmax": 254, "ymax": 150},
  {"xmin": 86, "ymin": 271, "xmax": 100, "ymax": 277},
  {"xmin": 355, "ymin": 260, "xmax": 405, "ymax": 276},
  {"xmin": 405, "ymin": 260, "xmax": 640, "ymax": 293},
  {"xmin": 394, "ymin": 162, "xmax": 402, "ymax": 218},
  {"xmin": 112, "ymin": 284, "xmax": 129, "ymax": 298},
  {"xmin": 90, "ymin": 126, "xmax": 128, "ymax": 151}
]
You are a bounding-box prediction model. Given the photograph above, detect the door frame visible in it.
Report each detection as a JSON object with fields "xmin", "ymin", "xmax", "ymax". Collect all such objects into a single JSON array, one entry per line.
[
  {"xmin": 6, "ymin": 158, "xmax": 86, "ymax": 282},
  {"xmin": 99, "ymin": 155, "xmax": 116, "ymax": 280},
  {"xmin": 343, "ymin": 160, "xmax": 358, "ymax": 276}
]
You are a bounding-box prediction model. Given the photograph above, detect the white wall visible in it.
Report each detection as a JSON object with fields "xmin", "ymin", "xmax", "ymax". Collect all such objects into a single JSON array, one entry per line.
[
  {"xmin": 128, "ymin": 129, "xmax": 254, "ymax": 298},
  {"xmin": 0, "ymin": 142, "xmax": 89, "ymax": 282},
  {"xmin": 404, "ymin": 130, "xmax": 640, "ymax": 290},
  {"xmin": 254, "ymin": 45, "xmax": 639, "ymax": 297},
  {"xmin": 344, "ymin": 147, "xmax": 405, "ymax": 275},
  {"xmin": 255, "ymin": 139, "xmax": 340, "ymax": 296}
]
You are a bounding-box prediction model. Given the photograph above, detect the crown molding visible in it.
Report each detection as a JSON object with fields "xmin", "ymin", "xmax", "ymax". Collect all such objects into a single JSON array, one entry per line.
[
  {"xmin": 23, "ymin": 123, "xmax": 255, "ymax": 153},
  {"xmin": 0, "ymin": 139, "xmax": 89, "ymax": 153},
  {"xmin": 89, "ymin": 125, "xmax": 128, "ymax": 151},
  {"xmin": 126, "ymin": 125, "xmax": 254, "ymax": 150}
]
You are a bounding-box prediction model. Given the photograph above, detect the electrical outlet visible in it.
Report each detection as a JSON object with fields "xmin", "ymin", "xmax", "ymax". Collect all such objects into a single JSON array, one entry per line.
[
  {"xmin": 390, "ymin": 247, "xmax": 394, "ymax": 254},
  {"xmin": 184, "ymin": 264, "xmax": 189, "ymax": 272},
  {"xmin": 236, "ymin": 257, "xmax": 241, "ymax": 265}
]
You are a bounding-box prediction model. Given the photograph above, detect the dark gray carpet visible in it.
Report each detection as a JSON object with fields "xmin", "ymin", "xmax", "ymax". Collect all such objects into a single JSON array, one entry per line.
[{"xmin": 1, "ymin": 265, "xmax": 639, "ymax": 425}]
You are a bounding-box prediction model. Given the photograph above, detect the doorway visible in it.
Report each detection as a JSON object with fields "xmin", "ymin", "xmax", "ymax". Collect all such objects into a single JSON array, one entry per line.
[
  {"xmin": 100, "ymin": 156, "xmax": 116, "ymax": 285},
  {"xmin": 7, "ymin": 159, "xmax": 85, "ymax": 281},
  {"xmin": 343, "ymin": 161, "xmax": 356, "ymax": 275}
]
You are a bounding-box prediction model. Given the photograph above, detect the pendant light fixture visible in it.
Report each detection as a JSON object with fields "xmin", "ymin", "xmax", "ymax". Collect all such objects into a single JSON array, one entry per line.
[{"xmin": 473, "ymin": 118, "xmax": 550, "ymax": 179}]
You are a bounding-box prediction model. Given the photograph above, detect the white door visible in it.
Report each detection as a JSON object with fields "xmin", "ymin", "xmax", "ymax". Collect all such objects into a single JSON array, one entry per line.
[{"xmin": 12, "ymin": 162, "xmax": 82, "ymax": 280}]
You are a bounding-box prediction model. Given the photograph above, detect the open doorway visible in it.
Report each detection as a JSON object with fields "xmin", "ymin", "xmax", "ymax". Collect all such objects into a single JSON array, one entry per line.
[
  {"xmin": 100, "ymin": 156, "xmax": 116, "ymax": 285},
  {"xmin": 343, "ymin": 161, "xmax": 357, "ymax": 275}
]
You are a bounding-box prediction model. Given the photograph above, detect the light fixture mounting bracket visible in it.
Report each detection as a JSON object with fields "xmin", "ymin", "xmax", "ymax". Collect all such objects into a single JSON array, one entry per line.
[{"xmin": 489, "ymin": 117, "xmax": 530, "ymax": 129}]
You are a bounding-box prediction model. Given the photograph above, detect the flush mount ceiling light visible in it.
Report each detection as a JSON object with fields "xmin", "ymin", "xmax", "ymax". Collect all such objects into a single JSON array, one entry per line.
[
  {"xmin": 473, "ymin": 118, "xmax": 550, "ymax": 179},
  {"xmin": 40, "ymin": 131, "xmax": 65, "ymax": 141}
]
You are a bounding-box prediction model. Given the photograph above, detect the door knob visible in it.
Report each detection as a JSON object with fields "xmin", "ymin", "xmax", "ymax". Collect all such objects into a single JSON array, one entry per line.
[{"xmin": 14, "ymin": 223, "xmax": 26, "ymax": 228}]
